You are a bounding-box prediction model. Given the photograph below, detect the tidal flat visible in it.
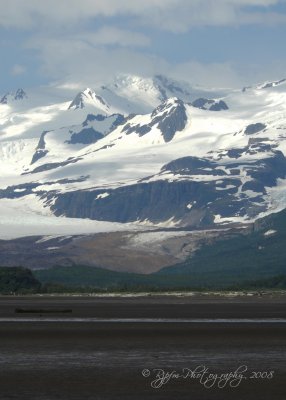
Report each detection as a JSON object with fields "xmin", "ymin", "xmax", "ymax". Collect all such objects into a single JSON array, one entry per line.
[{"xmin": 0, "ymin": 295, "xmax": 285, "ymax": 399}]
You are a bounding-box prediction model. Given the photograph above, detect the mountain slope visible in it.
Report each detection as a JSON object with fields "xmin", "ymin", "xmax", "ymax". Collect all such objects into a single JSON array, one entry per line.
[
  {"xmin": 1, "ymin": 75, "xmax": 286, "ymax": 238},
  {"xmin": 34, "ymin": 208, "xmax": 286, "ymax": 289},
  {"xmin": 156, "ymin": 207, "xmax": 286, "ymax": 286}
]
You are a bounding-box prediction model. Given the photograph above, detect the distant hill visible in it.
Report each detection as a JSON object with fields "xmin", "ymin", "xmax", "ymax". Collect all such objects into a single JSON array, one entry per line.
[
  {"xmin": 0, "ymin": 267, "xmax": 41, "ymax": 294},
  {"xmin": 156, "ymin": 208, "xmax": 286, "ymax": 286}
]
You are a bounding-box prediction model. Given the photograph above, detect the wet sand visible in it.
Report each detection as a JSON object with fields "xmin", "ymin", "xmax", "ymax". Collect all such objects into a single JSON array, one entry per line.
[{"xmin": 0, "ymin": 295, "xmax": 285, "ymax": 399}]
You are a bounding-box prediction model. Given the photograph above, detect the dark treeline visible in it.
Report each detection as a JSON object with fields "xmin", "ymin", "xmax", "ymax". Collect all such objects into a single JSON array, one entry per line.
[
  {"xmin": 1, "ymin": 266, "xmax": 286, "ymax": 294},
  {"xmin": 0, "ymin": 267, "xmax": 41, "ymax": 294}
]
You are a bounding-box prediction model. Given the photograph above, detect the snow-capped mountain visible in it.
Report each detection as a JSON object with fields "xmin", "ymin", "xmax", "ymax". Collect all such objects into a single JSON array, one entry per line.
[
  {"xmin": 0, "ymin": 88, "xmax": 27, "ymax": 104},
  {"xmin": 30, "ymin": 112, "xmax": 125, "ymax": 165},
  {"xmin": 97, "ymin": 74, "xmax": 227, "ymax": 114},
  {"xmin": 68, "ymin": 88, "xmax": 110, "ymax": 113},
  {"xmin": 1, "ymin": 74, "xmax": 286, "ymax": 239},
  {"xmin": 191, "ymin": 97, "xmax": 228, "ymax": 111},
  {"xmin": 243, "ymin": 78, "xmax": 286, "ymax": 92}
]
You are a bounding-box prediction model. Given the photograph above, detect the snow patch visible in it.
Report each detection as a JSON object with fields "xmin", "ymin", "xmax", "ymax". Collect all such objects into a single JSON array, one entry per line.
[
  {"xmin": 264, "ymin": 230, "xmax": 277, "ymax": 236},
  {"xmin": 95, "ymin": 192, "xmax": 110, "ymax": 200}
]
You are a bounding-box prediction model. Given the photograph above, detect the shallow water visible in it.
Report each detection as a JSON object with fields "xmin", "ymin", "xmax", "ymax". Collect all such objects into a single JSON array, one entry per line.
[
  {"xmin": 0, "ymin": 297, "xmax": 285, "ymax": 399},
  {"xmin": 1, "ymin": 317, "xmax": 286, "ymax": 323}
]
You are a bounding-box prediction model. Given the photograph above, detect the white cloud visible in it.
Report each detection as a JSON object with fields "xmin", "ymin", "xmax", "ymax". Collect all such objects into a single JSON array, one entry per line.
[
  {"xmin": 171, "ymin": 61, "xmax": 243, "ymax": 87},
  {"xmin": 26, "ymin": 36, "xmax": 168, "ymax": 85},
  {"xmin": 170, "ymin": 58, "xmax": 286, "ymax": 88},
  {"xmin": 139, "ymin": 0, "xmax": 286, "ymax": 32},
  {"xmin": 0, "ymin": 0, "xmax": 284, "ymax": 31},
  {"xmin": 2, "ymin": 0, "xmax": 285, "ymax": 89},
  {"xmin": 78, "ymin": 27, "xmax": 150, "ymax": 48},
  {"xmin": 25, "ymin": 27, "xmax": 286, "ymax": 89},
  {"xmin": 23, "ymin": 34, "xmax": 257, "ymax": 89},
  {"xmin": 10, "ymin": 64, "xmax": 26, "ymax": 76},
  {"xmin": 0, "ymin": 0, "xmax": 176, "ymax": 29}
]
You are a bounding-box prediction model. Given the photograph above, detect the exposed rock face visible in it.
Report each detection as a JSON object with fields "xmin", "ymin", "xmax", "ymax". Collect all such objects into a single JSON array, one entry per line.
[
  {"xmin": 192, "ymin": 98, "xmax": 228, "ymax": 111},
  {"xmin": 82, "ymin": 113, "xmax": 125, "ymax": 129},
  {"xmin": 46, "ymin": 149, "xmax": 286, "ymax": 227},
  {"xmin": 27, "ymin": 158, "xmax": 83, "ymax": 174},
  {"xmin": 154, "ymin": 74, "xmax": 192, "ymax": 100},
  {"xmin": 66, "ymin": 128, "xmax": 103, "ymax": 145},
  {"xmin": 122, "ymin": 98, "xmax": 188, "ymax": 142},
  {"xmin": 0, "ymin": 177, "xmax": 88, "ymax": 199},
  {"xmin": 0, "ymin": 88, "xmax": 27, "ymax": 104},
  {"xmin": 14, "ymin": 88, "xmax": 27, "ymax": 100},
  {"xmin": 65, "ymin": 113, "xmax": 125, "ymax": 145},
  {"xmin": 151, "ymin": 98, "xmax": 188, "ymax": 142},
  {"xmin": 245, "ymin": 123, "xmax": 266, "ymax": 135},
  {"xmin": 213, "ymin": 139, "xmax": 278, "ymax": 160},
  {"xmin": 31, "ymin": 131, "xmax": 49, "ymax": 164},
  {"xmin": 30, "ymin": 113, "xmax": 125, "ymax": 164},
  {"xmin": 161, "ymin": 156, "xmax": 223, "ymax": 175},
  {"xmin": 259, "ymin": 79, "xmax": 286, "ymax": 89},
  {"xmin": 68, "ymin": 88, "xmax": 109, "ymax": 110},
  {"xmin": 50, "ymin": 180, "xmax": 216, "ymax": 226},
  {"xmin": 245, "ymin": 150, "xmax": 286, "ymax": 186}
]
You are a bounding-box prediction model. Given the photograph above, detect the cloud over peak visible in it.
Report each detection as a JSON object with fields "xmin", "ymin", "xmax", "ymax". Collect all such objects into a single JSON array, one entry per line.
[
  {"xmin": 0, "ymin": 0, "xmax": 284, "ymax": 31},
  {"xmin": 0, "ymin": 0, "xmax": 285, "ymax": 91}
]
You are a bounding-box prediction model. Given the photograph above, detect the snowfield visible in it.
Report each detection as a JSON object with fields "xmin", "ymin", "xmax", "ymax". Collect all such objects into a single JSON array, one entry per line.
[
  {"xmin": 0, "ymin": 196, "xmax": 144, "ymax": 239},
  {"xmin": 1, "ymin": 74, "xmax": 286, "ymax": 237}
]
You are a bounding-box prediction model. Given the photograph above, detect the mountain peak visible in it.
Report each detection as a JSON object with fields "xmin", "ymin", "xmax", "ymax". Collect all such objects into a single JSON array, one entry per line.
[
  {"xmin": 243, "ymin": 78, "xmax": 286, "ymax": 92},
  {"xmin": 150, "ymin": 98, "xmax": 188, "ymax": 142},
  {"xmin": 151, "ymin": 97, "xmax": 184, "ymax": 118},
  {"xmin": 14, "ymin": 88, "xmax": 27, "ymax": 100},
  {"xmin": 68, "ymin": 88, "xmax": 109, "ymax": 111},
  {"xmin": 0, "ymin": 88, "xmax": 27, "ymax": 104},
  {"xmin": 256, "ymin": 78, "xmax": 286, "ymax": 90},
  {"xmin": 121, "ymin": 97, "xmax": 188, "ymax": 143},
  {"xmin": 191, "ymin": 97, "xmax": 228, "ymax": 111},
  {"xmin": 153, "ymin": 75, "xmax": 192, "ymax": 100}
]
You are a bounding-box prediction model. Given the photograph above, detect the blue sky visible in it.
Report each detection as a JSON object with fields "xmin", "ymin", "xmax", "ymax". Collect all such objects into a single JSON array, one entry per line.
[{"xmin": 0, "ymin": 0, "xmax": 286, "ymax": 92}]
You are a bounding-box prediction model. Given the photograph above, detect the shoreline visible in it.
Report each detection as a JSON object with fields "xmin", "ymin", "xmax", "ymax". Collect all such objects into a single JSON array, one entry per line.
[
  {"xmin": 2, "ymin": 289, "xmax": 286, "ymax": 298},
  {"xmin": 0, "ymin": 295, "xmax": 285, "ymax": 399}
]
